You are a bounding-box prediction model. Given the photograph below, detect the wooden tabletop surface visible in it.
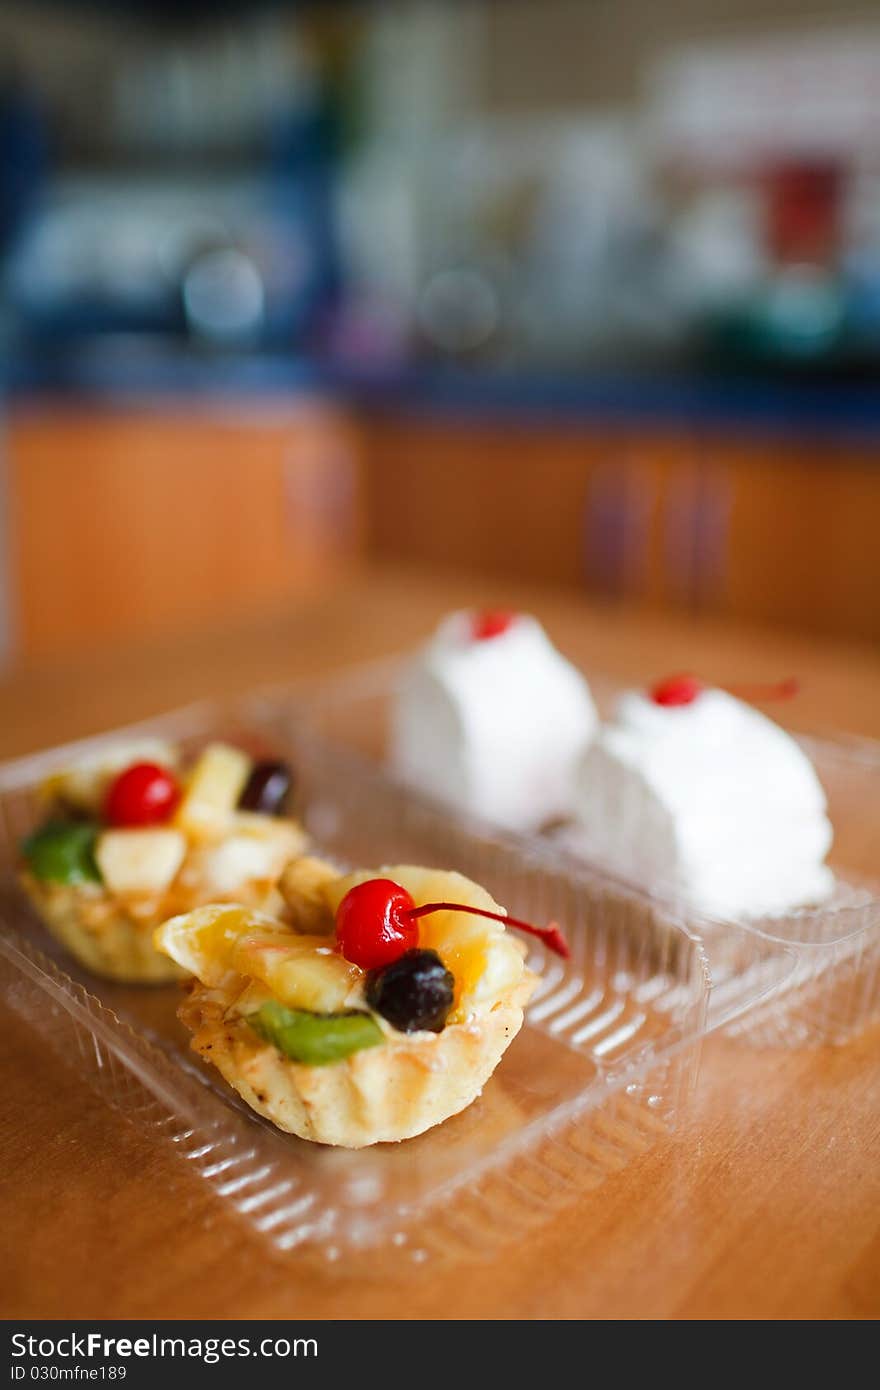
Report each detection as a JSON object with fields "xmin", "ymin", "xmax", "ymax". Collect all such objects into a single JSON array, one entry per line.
[{"xmin": 2, "ymin": 565, "xmax": 879, "ymax": 1320}]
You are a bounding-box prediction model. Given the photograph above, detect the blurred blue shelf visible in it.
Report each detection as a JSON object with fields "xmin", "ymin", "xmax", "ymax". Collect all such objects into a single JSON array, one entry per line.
[
  {"xmin": 343, "ymin": 365, "xmax": 880, "ymax": 441},
  {"xmin": 1, "ymin": 346, "xmax": 879, "ymax": 442},
  {"xmin": 0, "ymin": 346, "xmax": 328, "ymax": 400}
]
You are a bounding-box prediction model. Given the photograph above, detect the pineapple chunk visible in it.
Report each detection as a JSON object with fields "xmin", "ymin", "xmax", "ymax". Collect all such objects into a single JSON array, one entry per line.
[
  {"xmin": 174, "ymin": 744, "xmax": 251, "ymax": 840},
  {"xmin": 229, "ymin": 811, "xmax": 306, "ymax": 842},
  {"xmin": 41, "ymin": 740, "xmax": 179, "ymax": 814},
  {"xmin": 279, "ymin": 855, "xmax": 339, "ymax": 933},
  {"xmin": 156, "ymin": 905, "xmax": 287, "ymax": 987},
  {"xmin": 186, "ymin": 838, "xmax": 277, "ymax": 894},
  {"xmin": 232, "ymin": 933, "xmax": 359, "ymax": 1012},
  {"xmin": 182, "ymin": 817, "xmax": 305, "ymax": 895},
  {"xmin": 95, "ymin": 829, "xmax": 186, "ymax": 895},
  {"xmin": 154, "ymin": 904, "xmax": 358, "ymax": 1010}
]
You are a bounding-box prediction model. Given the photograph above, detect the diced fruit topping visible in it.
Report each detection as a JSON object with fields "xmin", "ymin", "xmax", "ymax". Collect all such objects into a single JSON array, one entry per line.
[
  {"xmin": 22, "ymin": 821, "xmax": 102, "ymax": 886},
  {"xmin": 471, "ymin": 609, "xmax": 516, "ymax": 641},
  {"xmin": 335, "ymin": 878, "xmax": 420, "ymax": 969},
  {"xmin": 651, "ymin": 673, "xmax": 704, "ymax": 707},
  {"xmin": 185, "ymin": 838, "xmax": 276, "ymax": 894},
  {"xmin": 279, "ymin": 856, "xmax": 339, "ymax": 933},
  {"xmin": 335, "ymin": 875, "xmax": 568, "ymax": 973},
  {"xmin": 246, "ymin": 1000, "xmax": 382, "ymax": 1066},
  {"xmin": 238, "ymin": 760, "xmax": 293, "ymax": 817},
  {"xmin": 155, "ymin": 905, "xmax": 286, "ymax": 987},
  {"xmin": 234, "ymin": 936, "xmax": 359, "ymax": 1012},
  {"xmin": 156, "ymin": 866, "xmax": 548, "ymax": 1037},
  {"xmin": 174, "ymin": 743, "xmax": 252, "ymax": 839},
  {"xmin": 104, "ymin": 762, "xmax": 181, "ymax": 827},
  {"xmin": 330, "ymin": 869, "xmax": 495, "ymax": 992},
  {"xmin": 366, "ymin": 948, "xmax": 454, "ymax": 1033},
  {"xmin": 39, "ymin": 740, "xmax": 178, "ymax": 815},
  {"xmin": 155, "ymin": 904, "xmax": 359, "ymax": 1011},
  {"xmin": 181, "ymin": 817, "xmax": 304, "ymax": 896},
  {"xmin": 327, "ymin": 867, "xmax": 533, "ymax": 1014},
  {"xmin": 95, "ymin": 829, "xmax": 186, "ymax": 895}
]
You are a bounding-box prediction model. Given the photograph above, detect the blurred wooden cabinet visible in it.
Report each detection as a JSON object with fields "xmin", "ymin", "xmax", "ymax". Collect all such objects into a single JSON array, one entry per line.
[
  {"xmin": 360, "ymin": 413, "xmax": 712, "ymax": 598},
  {"xmin": 362, "ymin": 414, "xmax": 612, "ymax": 589},
  {"xmin": 6, "ymin": 398, "xmax": 878, "ymax": 657},
  {"xmin": 361, "ymin": 413, "xmax": 880, "ymax": 644},
  {"xmin": 701, "ymin": 441, "xmax": 880, "ymax": 640},
  {"xmin": 4, "ymin": 399, "xmax": 363, "ymax": 660}
]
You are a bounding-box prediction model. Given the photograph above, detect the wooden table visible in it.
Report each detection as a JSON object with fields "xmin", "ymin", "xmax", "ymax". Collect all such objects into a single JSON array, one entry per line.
[{"xmin": 2, "ymin": 565, "xmax": 879, "ymax": 1320}]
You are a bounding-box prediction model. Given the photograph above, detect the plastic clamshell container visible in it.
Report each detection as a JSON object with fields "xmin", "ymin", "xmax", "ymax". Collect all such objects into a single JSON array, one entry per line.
[
  {"xmin": 0, "ymin": 699, "xmax": 783, "ymax": 1264},
  {"xmin": 263, "ymin": 658, "xmax": 880, "ymax": 1049}
]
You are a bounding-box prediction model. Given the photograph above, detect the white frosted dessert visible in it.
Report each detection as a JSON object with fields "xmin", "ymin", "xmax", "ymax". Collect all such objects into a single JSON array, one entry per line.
[
  {"xmin": 391, "ymin": 610, "xmax": 598, "ymax": 832},
  {"xmin": 573, "ymin": 678, "xmax": 833, "ymax": 920}
]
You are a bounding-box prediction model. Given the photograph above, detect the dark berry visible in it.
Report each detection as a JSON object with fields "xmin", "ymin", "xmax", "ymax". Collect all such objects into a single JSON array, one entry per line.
[
  {"xmin": 238, "ymin": 759, "xmax": 293, "ymax": 816},
  {"xmin": 365, "ymin": 948, "xmax": 455, "ymax": 1034}
]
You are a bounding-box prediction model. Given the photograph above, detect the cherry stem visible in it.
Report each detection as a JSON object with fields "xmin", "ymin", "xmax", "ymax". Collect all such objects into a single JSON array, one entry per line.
[
  {"xmin": 725, "ymin": 677, "xmax": 800, "ymax": 702},
  {"xmin": 403, "ymin": 901, "xmax": 570, "ymax": 959}
]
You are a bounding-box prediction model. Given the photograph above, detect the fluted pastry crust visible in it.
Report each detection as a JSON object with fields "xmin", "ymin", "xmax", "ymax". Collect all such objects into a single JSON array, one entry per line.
[
  {"xmin": 180, "ymin": 969, "xmax": 537, "ymax": 1147},
  {"xmin": 20, "ymin": 872, "xmax": 288, "ymax": 984}
]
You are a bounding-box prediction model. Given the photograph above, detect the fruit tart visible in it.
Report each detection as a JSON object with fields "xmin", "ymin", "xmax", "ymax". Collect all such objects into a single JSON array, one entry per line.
[
  {"xmin": 20, "ymin": 739, "xmax": 305, "ymax": 983},
  {"xmin": 154, "ymin": 860, "xmax": 567, "ymax": 1147}
]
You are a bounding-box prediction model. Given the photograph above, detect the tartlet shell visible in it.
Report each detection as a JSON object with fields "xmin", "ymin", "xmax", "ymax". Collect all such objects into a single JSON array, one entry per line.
[
  {"xmin": 20, "ymin": 872, "xmax": 286, "ymax": 984},
  {"xmin": 180, "ymin": 971, "xmax": 538, "ymax": 1147}
]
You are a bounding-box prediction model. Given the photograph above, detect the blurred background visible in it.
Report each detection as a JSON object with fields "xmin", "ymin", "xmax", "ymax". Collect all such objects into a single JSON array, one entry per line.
[{"xmin": 1, "ymin": 0, "xmax": 879, "ymax": 667}]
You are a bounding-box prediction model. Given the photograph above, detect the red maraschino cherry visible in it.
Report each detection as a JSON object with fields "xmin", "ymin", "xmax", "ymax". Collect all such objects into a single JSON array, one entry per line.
[
  {"xmin": 335, "ymin": 879, "xmax": 420, "ymax": 970},
  {"xmin": 471, "ymin": 609, "xmax": 516, "ymax": 641},
  {"xmin": 651, "ymin": 673, "xmax": 799, "ymax": 707},
  {"xmin": 336, "ymin": 877, "xmax": 569, "ymax": 970},
  {"xmin": 105, "ymin": 762, "xmax": 181, "ymax": 827},
  {"xmin": 651, "ymin": 673, "xmax": 703, "ymax": 706}
]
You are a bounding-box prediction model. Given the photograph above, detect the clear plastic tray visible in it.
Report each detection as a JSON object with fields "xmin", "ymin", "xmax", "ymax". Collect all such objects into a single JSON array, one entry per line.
[
  {"xmin": 0, "ymin": 700, "xmax": 782, "ymax": 1264},
  {"xmin": 263, "ymin": 658, "xmax": 880, "ymax": 1049}
]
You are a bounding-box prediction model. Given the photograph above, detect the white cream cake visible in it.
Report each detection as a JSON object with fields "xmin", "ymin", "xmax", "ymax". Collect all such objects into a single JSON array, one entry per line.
[
  {"xmin": 573, "ymin": 684, "xmax": 834, "ymax": 920},
  {"xmin": 391, "ymin": 610, "xmax": 598, "ymax": 832}
]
